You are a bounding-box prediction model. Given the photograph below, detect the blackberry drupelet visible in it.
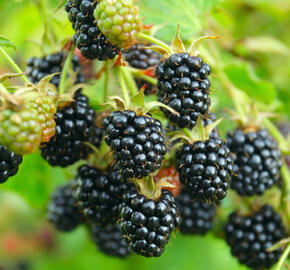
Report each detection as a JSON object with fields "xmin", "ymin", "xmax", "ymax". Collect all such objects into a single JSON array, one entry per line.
[
  {"xmin": 227, "ymin": 129, "xmax": 282, "ymax": 196},
  {"xmin": 156, "ymin": 53, "xmax": 211, "ymax": 128},
  {"xmin": 224, "ymin": 205, "xmax": 286, "ymax": 269},
  {"xmin": 74, "ymin": 164, "xmax": 133, "ymax": 226},
  {"xmin": 26, "ymin": 52, "xmax": 85, "ymax": 87},
  {"xmin": 176, "ymin": 136, "xmax": 233, "ymax": 203},
  {"xmin": 47, "ymin": 182, "xmax": 83, "ymax": 232},
  {"xmin": 124, "ymin": 44, "xmax": 162, "ymax": 95},
  {"xmin": 0, "ymin": 144, "xmax": 22, "ymax": 184},
  {"xmin": 176, "ymin": 189, "xmax": 216, "ymax": 234},
  {"xmin": 91, "ymin": 224, "xmax": 131, "ymax": 258},
  {"xmin": 119, "ymin": 190, "xmax": 180, "ymax": 257},
  {"xmin": 103, "ymin": 110, "xmax": 167, "ymax": 179},
  {"xmin": 65, "ymin": 0, "xmax": 120, "ymax": 60},
  {"xmin": 40, "ymin": 93, "xmax": 103, "ymax": 167}
]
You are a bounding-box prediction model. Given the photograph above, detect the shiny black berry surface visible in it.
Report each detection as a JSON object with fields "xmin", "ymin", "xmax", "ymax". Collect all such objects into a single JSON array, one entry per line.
[
  {"xmin": 176, "ymin": 189, "xmax": 216, "ymax": 235},
  {"xmin": 224, "ymin": 205, "xmax": 286, "ymax": 270},
  {"xmin": 74, "ymin": 164, "xmax": 133, "ymax": 226},
  {"xmin": 119, "ymin": 190, "xmax": 180, "ymax": 257},
  {"xmin": 91, "ymin": 224, "xmax": 131, "ymax": 258},
  {"xmin": 47, "ymin": 181, "xmax": 83, "ymax": 232},
  {"xmin": 65, "ymin": 0, "xmax": 120, "ymax": 60},
  {"xmin": 26, "ymin": 52, "xmax": 85, "ymax": 87},
  {"xmin": 0, "ymin": 144, "xmax": 22, "ymax": 184},
  {"xmin": 40, "ymin": 93, "xmax": 103, "ymax": 167},
  {"xmin": 176, "ymin": 137, "xmax": 233, "ymax": 203},
  {"xmin": 156, "ymin": 53, "xmax": 211, "ymax": 128},
  {"xmin": 103, "ymin": 110, "xmax": 167, "ymax": 179},
  {"xmin": 227, "ymin": 129, "xmax": 282, "ymax": 196}
]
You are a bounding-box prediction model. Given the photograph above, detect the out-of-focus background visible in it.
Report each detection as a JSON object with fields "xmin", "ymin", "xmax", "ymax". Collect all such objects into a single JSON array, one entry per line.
[{"xmin": 0, "ymin": 0, "xmax": 289, "ymax": 269}]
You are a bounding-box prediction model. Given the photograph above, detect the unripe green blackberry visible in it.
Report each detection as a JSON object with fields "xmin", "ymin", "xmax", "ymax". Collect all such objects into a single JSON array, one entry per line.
[
  {"xmin": 94, "ymin": 0, "xmax": 143, "ymax": 48},
  {"xmin": 224, "ymin": 205, "xmax": 286, "ymax": 270}
]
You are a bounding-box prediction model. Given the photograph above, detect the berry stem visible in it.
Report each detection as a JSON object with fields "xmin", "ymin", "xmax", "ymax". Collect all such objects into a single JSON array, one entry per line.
[
  {"xmin": 120, "ymin": 66, "xmax": 138, "ymax": 96},
  {"xmin": 275, "ymin": 243, "xmax": 290, "ymax": 270},
  {"xmin": 103, "ymin": 61, "xmax": 110, "ymax": 103},
  {"xmin": 126, "ymin": 66, "xmax": 157, "ymax": 86},
  {"xmin": 117, "ymin": 67, "xmax": 130, "ymax": 107},
  {"xmin": 59, "ymin": 46, "xmax": 74, "ymax": 95},
  {"xmin": 138, "ymin": 32, "xmax": 171, "ymax": 54},
  {"xmin": 0, "ymin": 47, "xmax": 29, "ymax": 83},
  {"xmin": 280, "ymin": 161, "xmax": 290, "ymax": 224}
]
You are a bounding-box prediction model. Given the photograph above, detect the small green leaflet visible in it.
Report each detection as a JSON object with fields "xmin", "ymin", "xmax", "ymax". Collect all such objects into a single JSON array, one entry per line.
[{"xmin": 0, "ymin": 35, "xmax": 16, "ymax": 50}]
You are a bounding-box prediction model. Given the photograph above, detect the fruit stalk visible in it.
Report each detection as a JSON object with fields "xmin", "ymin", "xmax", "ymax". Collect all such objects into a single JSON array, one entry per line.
[
  {"xmin": 117, "ymin": 67, "xmax": 130, "ymax": 107},
  {"xmin": 138, "ymin": 32, "xmax": 171, "ymax": 54},
  {"xmin": 59, "ymin": 46, "xmax": 74, "ymax": 95},
  {"xmin": 275, "ymin": 243, "xmax": 290, "ymax": 270}
]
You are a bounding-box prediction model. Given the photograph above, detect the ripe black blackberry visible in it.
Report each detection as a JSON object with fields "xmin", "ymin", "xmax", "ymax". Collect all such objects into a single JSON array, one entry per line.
[
  {"xmin": 224, "ymin": 205, "xmax": 286, "ymax": 270},
  {"xmin": 74, "ymin": 164, "xmax": 134, "ymax": 226},
  {"xmin": 119, "ymin": 190, "xmax": 180, "ymax": 257},
  {"xmin": 103, "ymin": 110, "xmax": 167, "ymax": 179},
  {"xmin": 40, "ymin": 93, "xmax": 103, "ymax": 167},
  {"xmin": 0, "ymin": 144, "xmax": 22, "ymax": 184},
  {"xmin": 156, "ymin": 52, "xmax": 211, "ymax": 128},
  {"xmin": 227, "ymin": 129, "xmax": 282, "ymax": 196},
  {"xmin": 47, "ymin": 181, "xmax": 83, "ymax": 232},
  {"xmin": 124, "ymin": 44, "xmax": 162, "ymax": 95},
  {"xmin": 176, "ymin": 189, "xmax": 216, "ymax": 235},
  {"xmin": 91, "ymin": 224, "xmax": 131, "ymax": 258},
  {"xmin": 65, "ymin": 0, "xmax": 120, "ymax": 60},
  {"xmin": 26, "ymin": 52, "xmax": 85, "ymax": 87}
]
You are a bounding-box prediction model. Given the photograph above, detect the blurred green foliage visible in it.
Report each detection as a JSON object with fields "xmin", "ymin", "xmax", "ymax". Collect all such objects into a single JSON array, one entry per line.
[{"xmin": 0, "ymin": 0, "xmax": 289, "ymax": 269}]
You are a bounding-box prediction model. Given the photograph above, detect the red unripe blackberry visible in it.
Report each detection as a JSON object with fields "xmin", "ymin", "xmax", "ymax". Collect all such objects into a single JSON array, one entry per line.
[
  {"xmin": 103, "ymin": 110, "xmax": 167, "ymax": 179},
  {"xmin": 224, "ymin": 205, "xmax": 286, "ymax": 269},
  {"xmin": 65, "ymin": 0, "xmax": 120, "ymax": 60},
  {"xmin": 26, "ymin": 52, "xmax": 85, "ymax": 87},
  {"xmin": 176, "ymin": 136, "xmax": 233, "ymax": 203},
  {"xmin": 40, "ymin": 93, "xmax": 103, "ymax": 167},
  {"xmin": 124, "ymin": 44, "xmax": 162, "ymax": 95},
  {"xmin": 0, "ymin": 144, "xmax": 22, "ymax": 184},
  {"xmin": 119, "ymin": 190, "xmax": 180, "ymax": 257},
  {"xmin": 91, "ymin": 224, "xmax": 131, "ymax": 258},
  {"xmin": 227, "ymin": 129, "xmax": 282, "ymax": 196},
  {"xmin": 74, "ymin": 164, "xmax": 134, "ymax": 226},
  {"xmin": 176, "ymin": 189, "xmax": 216, "ymax": 235},
  {"xmin": 47, "ymin": 182, "xmax": 83, "ymax": 232},
  {"xmin": 156, "ymin": 53, "xmax": 211, "ymax": 128}
]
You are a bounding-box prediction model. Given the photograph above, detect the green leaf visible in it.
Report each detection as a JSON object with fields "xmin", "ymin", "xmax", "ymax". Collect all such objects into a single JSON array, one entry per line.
[{"xmin": 0, "ymin": 35, "xmax": 16, "ymax": 49}]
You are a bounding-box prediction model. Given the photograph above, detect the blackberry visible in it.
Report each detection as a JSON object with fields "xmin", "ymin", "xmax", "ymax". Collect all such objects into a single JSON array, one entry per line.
[
  {"xmin": 65, "ymin": 0, "xmax": 120, "ymax": 60},
  {"xmin": 176, "ymin": 136, "xmax": 233, "ymax": 203},
  {"xmin": 40, "ymin": 93, "xmax": 103, "ymax": 167},
  {"xmin": 119, "ymin": 190, "xmax": 180, "ymax": 257},
  {"xmin": 124, "ymin": 44, "xmax": 162, "ymax": 95},
  {"xmin": 103, "ymin": 110, "xmax": 167, "ymax": 179},
  {"xmin": 0, "ymin": 144, "xmax": 22, "ymax": 184},
  {"xmin": 227, "ymin": 129, "xmax": 282, "ymax": 196},
  {"xmin": 74, "ymin": 164, "xmax": 133, "ymax": 226},
  {"xmin": 224, "ymin": 205, "xmax": 286, "ymax": 269},
  {"xmin": 156, "ymin": 53, "xmax": 211, "ymax": 128},
  {"xmin": 91, "ymin": 224, "xmax": 131, "ymax": 258},
  {"xmin": 26, "ymin": 52, "xmax": 85, "ymax": 87},
  {"xmin": 47, "ymin": 182, "xmax": 83, "ymax": 232},
  {"xmin": 176, "ymin": 189, "xmax": 216, "ymax": 234}
]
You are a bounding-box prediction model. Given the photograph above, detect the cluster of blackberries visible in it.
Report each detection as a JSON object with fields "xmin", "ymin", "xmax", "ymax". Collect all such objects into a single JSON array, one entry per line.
[{"xmin": 65, "ymin": 0, "xmax": 120, "ymax": 60}]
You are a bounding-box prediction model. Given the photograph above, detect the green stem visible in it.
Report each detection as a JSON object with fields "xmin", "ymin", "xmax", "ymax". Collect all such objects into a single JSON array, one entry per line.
[
  {"xmin": 39, "ymin": 0, "xmax": 48, "ymax": 33},
  {"xmin": 117, "ymin": 67, "xmax": 130, "ymax": 107},
  {"xmin": 103, "ymin": 61, "xmax": 110, "ymax": 103},
  {"xmin": 121, "ymin": 66, "xmax": 138, "ymax": 96},
  {"xmin": 126, "ymin": 66, "xmax": 157, "ymax": 86},
  {"xmin": 280, "ymin": 161, "xmax": 290, "ymax": 224},
  {"xmin": 59, "ymin": 47, "xmax": 74, "ymax": 95},
  {"xmin": 138, "ymin": 32, "xmax": 171, "ymax": 54},
  {"xmin": 275, "ymin": 243, "xmax": 290, "ymax": 270},
  {"xmin": 0, "ymin": 47, "xmax": 29, "ymax": 83}
]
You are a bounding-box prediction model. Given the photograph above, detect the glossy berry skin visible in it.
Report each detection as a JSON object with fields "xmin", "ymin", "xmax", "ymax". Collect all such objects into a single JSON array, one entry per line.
[
  {"xmin": 103, "ymin": 110, "xmax": 167, "ymax": 179},
  {"xmin": 156, "ymin": 53, "xmax": 211, "ymax": 129},
  {"xmin": 0, "ymin": 108, "xmax": 42, "ymax": 155},
  {"xmin": 74, "ymin": 164, "xmax": 133, "ymax": 226},
  {"xmin": 91, "ymin": 224, "xmax": 131, "ymax": 258},
  {"xmin": 0, "ymin": 144, "xmax": 22, "ymax": 184},
  {"xmin": 40, "ymin": 93, "xmax": 103, "ymax": 167},
  {"xmin": 176, "ymin": 189, "xmax": 216, "ymax": 235},
  {"xmin": 176, "ymin": 137, "xmax": 233, "ymax": 203},
  {"xmin": 227, "ymin": 129, "xmax": 282, "ymax": 196},
  {"xmin": 119, "ymin": 190, "xmax": 180, "ymax": 257},
  {"xmin": 124, "ymin": 44, "xmax": 162, "ymax": 95},
  {"xmin": 47, "ymin": 182, "xmax": 83, "ymax": 232},
  {"xmin": 224, "ymin": 205, "xmax": 286, "ymax": 270},
  {"xmin": 65, "ymin": 0, "xmax": 120, "ymax": 60},
  {"xmin": 26, "ymin": 52, "xmax": 85, "ymax": 87},
  {"xmin": 154, "ymin": 167, "xmax": 181, "ymax": 198},
  {"xmin": 94, "ymin": 0, "xmax": 142, "ymax": 48}
]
